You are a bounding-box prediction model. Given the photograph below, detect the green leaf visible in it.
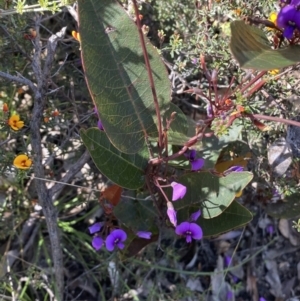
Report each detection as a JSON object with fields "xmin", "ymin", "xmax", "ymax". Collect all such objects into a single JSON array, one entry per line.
[
  {"xmin": 162, "ymin": 103, "xmax": 189, "ymax": 145},
  {"xmin": 201, "ymin": 121, "xmax": 243, "ymax": 169},
  {"xmin": 114, "ymin": 198, "xmax": 157, "ymax": 232},
  {"xmin": 230, "ymin": 20, "xmax": 300, "ymax": 70},
  {"xmin": 199, "ymin": 201, "xmax": 253, "ymax": 237},
  {"xmin": 266, "ymin": 193, "xmax": 300, "ymax": 219},
  {"xmin": 78, "ymin": 0, "xmax": 171, "ymax": 153},
  {"xmin": 80, "ymin": 128, "xmax": 147, "ymax": 189},
  {"xmin": 174, "ymin": 171, "xmax": 253, "ymax": 219}
]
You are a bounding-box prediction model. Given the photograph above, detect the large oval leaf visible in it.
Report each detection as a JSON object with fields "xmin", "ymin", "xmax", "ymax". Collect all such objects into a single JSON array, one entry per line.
[
  {"xmin": 174, "ymin": 171, "xmax": 253, "ymax": 219},
  {"xmin": 230, "ymin": 20, "xmax": 300, "ymax": 70},
  {"xmin": 200, "ymin": 201, "xmax": 252, "ymax": 237},
  {"xmin": 81, "ymin": 128, "xmax": 148, "ymax": 189},
  {"xmin": 78, "ymin": 0, "xmax": 171, "ymax": 153}
]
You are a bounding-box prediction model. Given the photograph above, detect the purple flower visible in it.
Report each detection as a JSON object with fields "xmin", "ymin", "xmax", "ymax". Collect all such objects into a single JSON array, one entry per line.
[
  {"xmin": 184, "ymin": 149, "xmax": 205, "ymax": 171},
  {"xmin": 224, "ymin": 255, "xmax": 232, "ymax": 267},
  {"xmin": 88, "ymin": 222, "xmax": 104, "ymax": 234},
  {"xmin": 92, "ymin": 237, "xmax": 103, "ymax": 250},
  {"xmin": 106, "ymin": 229, "xmax": 127, "ymax": 251},
  {"xmin": 259, "ymin": 298, "xmax": 267, "ymax": 301},
  {"xmin": 136, "ymin": 231, "xmax": 152, "ymax": 239},
  {"xmin": 171, "ymin": 181, "xmax": 187, "ymax": 201},
  {"xmin": 190, "ymin": 210, "xmax": 201, "ymax": 222},
  {"xmin": 191, "ymin": 57, "xmax": 198, "ymax": 65},
  {"xmin": 266, "ymin": 224, "xmax": 274, "ymax": 235},
  {"xmin": 277, "ymin": 4, "xmax": 300, "ymax": 39},
  {"xmin": 167, "ymin": 202, "xmax": 177, "ymax": 227},
  {"xmin": 175, "ymin": 222, "xmax": 203, "ymax": 243}
]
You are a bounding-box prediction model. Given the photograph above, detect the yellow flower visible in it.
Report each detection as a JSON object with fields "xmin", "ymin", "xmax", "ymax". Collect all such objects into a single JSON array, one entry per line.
[
  {"xmin": 268, "ymin": 69, "xmax": 279, "ymax": 75},
  {"xmin": 8, "ymin": 114, "xmax": 24, "ymax": 131},
  {"xmin": 13, "ymin": 154, "xmax": 32, "ymax": 170},
  {"xmin": 72, "ymin": 31, "xmax": 80, "ymax": 42},
  {"xmin": 267, "ymin": 12, "xmax": 277, "ymax": 30},
  {"xmin": 269, "ymin": 12, "xmax": 277, "ymax": 25}
]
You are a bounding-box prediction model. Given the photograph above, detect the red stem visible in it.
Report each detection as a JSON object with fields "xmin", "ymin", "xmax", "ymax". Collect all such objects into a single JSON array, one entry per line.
[{"xmin": 132, "ymin": 0, "xmax": 163, "ymax": 150}]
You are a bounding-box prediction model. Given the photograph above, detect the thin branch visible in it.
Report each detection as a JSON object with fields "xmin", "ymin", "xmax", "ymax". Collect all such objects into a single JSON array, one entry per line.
[
  {"xmin": 30, "ymin": 18, "xmax": 65, "ymax": 301},
  {"xmin": 0, "ymin": 71, "xmax": 36, "ymax": 92},
  {"xmin": 50, "ymin": 150, "xmax": 90, "ymax": 199}
]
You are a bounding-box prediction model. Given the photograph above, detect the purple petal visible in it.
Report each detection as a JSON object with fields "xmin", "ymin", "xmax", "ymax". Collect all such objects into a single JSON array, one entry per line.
[
  {"xmin": 92, "ymin": 237, "xmax": 103, "ymax": 250},
  {"xmin": 186, "ymin": 235, "xmax": 192, "ymax": 243},
  {"xmin": 116, "ymin": 241, "xmax": 125, "ymax": 249},
  {"xmin": 283, "ymin": 25, "xmax": 295, "ymax": 39},
  {"xmin": 175, "ymin": 221, "xmax": 190, "ymax": 235},
  {"xmin": 191, "ymin": 158, "xmax": 205, "ymax": 171},
  {"xmin": 105, "ymin": 229, "xmax": 127, "ymax": 251},
  {"xmin": 88, "ymin": 222, "xmax": 104, "ymax": 234},
  {"xmin": 259, "ymin": 298, "xmax": 267, "ymax": 301},
  {"xmin": 112, "ymin": 229, "xmax": 127, "ymax": 241},
  {"xmin": 184, "ymin": 149, "xmax": 196, "ymax": 160},
  {"xmin": 189, "ymin": 223, "xmax": 203, "ymax": 240},
  {"xmin": 167, "ymin": 203, "xmax": 177, "ymax": 227},
  {"xmin": 226, "ymin": 291, "xmax": 234, "ymax": 300},
  {"xmin": 191, "ymin": 58, "xmax": 198, "ymax": 65},
  {"xmin": 136, "ymin": 231, "xmax": 152, "ymax": 239},
  {"xmin": 266, "ymin": 224, "xmax": 274, "ymax": 235},
  {"xmin": 171, "ymin": 182, "xmax": 187, "ymax": 201},
  {"xmin": 224, "ymin": 255, "xmax": 232, "ymax": 267},
  {"xmin": 190, "ymin": 210, "xmax": 201, "ymax": 221},
  {"xmin": 105, "ymin": 233, "xmax": 116, "ymax": 251}
]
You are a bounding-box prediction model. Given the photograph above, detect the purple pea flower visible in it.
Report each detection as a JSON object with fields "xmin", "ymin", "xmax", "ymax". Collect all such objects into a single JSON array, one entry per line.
[
  {"xmin": 190, "ymin": 209, "xmax": 201, "ymax": 222},
  {"xmin": 92, "ymin": 237, "xmax": 103, "ymax": 251},
  {"xmin": 171, "ymin": 181, "xmax": 187, "ymax": 201},
  {"xmin": 136, "ymin": 231, "xmax": 152, "ymax": 239},
  {"xmin": 277, "ymin": 4, "xmax": 300, "ymax": 39},
  {"xmin": 175, "ymin": 221, "xmax": 203, "ymax": 243},
  {"xmin": 88, "ymin": 222, "xmax": 104, "ymax": 234},
  {"xmin": 184, "ymin": 149, "xmax": 205, "ymax": 171},
  {"xmin": 106, "ymin": 229, "xmax": 127, "ymax": 251},
  {"xmin": 167, "ymin": 201, "xmax": 177, "ymax": 227}
]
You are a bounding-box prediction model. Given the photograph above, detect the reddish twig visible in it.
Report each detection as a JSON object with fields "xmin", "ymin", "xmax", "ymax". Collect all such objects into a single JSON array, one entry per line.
[{"xmin": 132, "ymin": 0, "xmax": 164, "ymax": 151}]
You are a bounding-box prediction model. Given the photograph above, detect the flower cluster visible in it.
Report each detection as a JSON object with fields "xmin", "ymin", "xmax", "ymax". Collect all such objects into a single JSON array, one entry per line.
[
  {"xmin": 89, "ymin": 222, "xmax": 152, "ymax": 251},
  {"xmin": 277, "ymin": 0, "xmax": 300, "ymax": 39}
]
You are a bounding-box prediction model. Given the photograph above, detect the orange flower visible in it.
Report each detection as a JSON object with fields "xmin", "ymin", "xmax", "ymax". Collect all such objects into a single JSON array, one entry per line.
[
  {"xmin": 52, "ymin": 110, "xmax": 59, "ymax": 117},
  {"xmin": 72, "ymin": 31, "xmax": 81, "ymax": 42},
  {"xmin": 13, "ymin": 154, "xmax": 32, "ymax": 170},
  {"xmin": 8, "ymin": 114, "xmax": 24, "ymax": 131},
  {"xmin": 3, "ymin": 103, "xmax": 8, "ymax": 113}
]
